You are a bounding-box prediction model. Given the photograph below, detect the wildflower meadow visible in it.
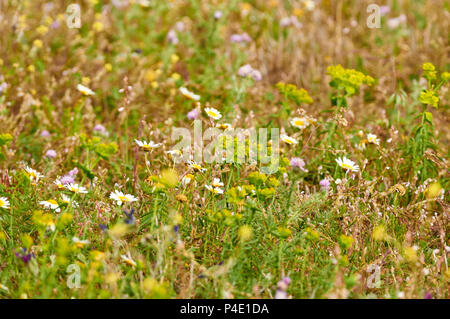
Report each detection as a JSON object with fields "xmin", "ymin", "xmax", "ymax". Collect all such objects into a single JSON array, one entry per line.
[{"xmin": 0, "ymin": 0, "xmax": 448, "ymax": 302}]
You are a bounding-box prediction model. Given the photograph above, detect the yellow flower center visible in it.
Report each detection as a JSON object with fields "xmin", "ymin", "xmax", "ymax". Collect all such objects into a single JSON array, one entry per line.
[
  {"xmin": 124, "ymin": 258, "xmax": 135, "ymax": 266},
  {"xmin": 0, "ymin": 200, "xmax": 4, "ymax": 207},
  {"xmin": 341, "ymin": 163, "xmax": 353, "ymax": 170},
  {"xmin": 208, "ymin": 111, "xmax": 218, "ymax": 117},
  {"xmin": 118, "ymin": 196, "xmax": 129, "ymax": 202},
  {"xmin": 294, "ymin": 120, "xmax": 304, "ymax": 126},
  {"xmin": 48, "ymin": 199, "xmax": 58, "ymax": 205}
]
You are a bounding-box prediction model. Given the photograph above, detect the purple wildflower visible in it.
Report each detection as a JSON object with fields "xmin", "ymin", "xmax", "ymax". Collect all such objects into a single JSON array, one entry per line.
[
  {"xmin": 319, "ymin": 178, "xmax": 330, "ymax": 191},
  {"xmin": 187, "ymin": 108, "xmax": 200, "ymax": 120},
  {"xmin": 380, "ymin": 6, "xmax": 390, "ymax": 16},
  {"xmin": 230, "ymin": 33, "xmax": 251, "ymax": 44},
  {"xmin": 123, "ymin": 208, "xmax": 135, "ymax": 225},
  {"xmin": 214, "ymin": 10, "xmax": 223, "ymax": 20},
  {"xmin": 290, "ymin": 157, "xmax": 307, "ymax": 171},
  {"xmin": 250, "ymin": 69, "xmax": 262, "ymax": 81},
  {"xmin": 275, "ymin": 276, "xmax": 291, "ymax": 299},
  {"xmin": 45, "ymin": 149, "xmax": 57, "ymax": 158},
  {"xmin": 68, "ymin": 168, "xmax": 78, "ymax": 177},
  {"xmin": 167, "ymin": 30, "xmax": 179, "ymax": 45},
  {"xmin": 238, "ymin": 64, "xmax": 253, "ymax": 77},
  {"xmin": 51, "ymin": 20, "xmax": 60, "ymax": 29},
  {"xmin": 238, "ymin": 64, "xmax": 262, "ymax": 81},
  {"xmin": 14, "ymin": 248, "xmax": 35, "ymax": 265},
  {"xmin": 230, "ymin": 34, "xmax": 243, "ymax": 43},
  {"xmin": 40, "ymin": 130, "xmax": 50, "ymax": 137},
  {"xmin": 0, "ymin": 82, "xmax": 7, "ymax": 94},
  {"xmin": 93, "ymin": 124, "xmax": 106, "ymax": 133}
]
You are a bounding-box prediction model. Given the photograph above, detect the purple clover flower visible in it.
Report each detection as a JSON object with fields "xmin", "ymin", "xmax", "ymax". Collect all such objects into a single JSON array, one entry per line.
[
  {"xmin": 45, "ymin": 149, "xmax": 57, "ymax": 158},
  {"xmin": 93, "ymin": 124, "xmax": 106, "ymax": 133},
  {"xmin": 187, "ymin": 108, "xmax": 200, "ymax": 120},
  {"xmin": 319, "ymin": 178, "xmax": 330, "ymax": 191},
  {"xmin": 290, "ymin": 157, "xmax": 307, "ymax": 171}
]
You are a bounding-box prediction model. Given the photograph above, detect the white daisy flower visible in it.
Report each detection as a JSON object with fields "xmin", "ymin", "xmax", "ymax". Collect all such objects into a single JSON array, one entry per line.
[
  {"xmin": 135, "ymin": 139, "xmax": 161, "ymax": 151},
  {"xmin": 303, "ymin": 0, "xmax": 315, "ymax": 11},
  {"xmin": 0, "ymin": 197, "xmax": 10, "ymax": 209},
  {"xmin": 39, "ymin": 199, "xmax": 61, "ymax": 212},
  {"xmin": 121, "ymin": 253, "xmax": 137, "ymax": 267},
  {"xmin": 181, "ymin": 174, "xmax": 194, "ymax": 186},
  {"xmin": 110, "ymin": 190, "xmax": 138, "ymax": 206},
  {"xmin": 166, "ymin": 149, "xmax": 183, "ymax": 162},
  {"xmin": 216, "ymin": 123, "xmax": 232, "ymax": 130},
  {"xmin": 356, "ymin": 140, "xmax": 366, "ymax": 151},
  {"xmin": 290, "ymin": 117, "xmax": 309, "ymax": 129},
  {"xmin": 54, "ymin": 178, "xmax": 65, "ymax": 189},
  {"xmin": 280, "ymin": 134, "xmax": 298, "ymax": 145},
  {"xmin": 77, "ymin": 84, "xmax": 95, "ymax": 96},
  {"xmin": 24, "ymin": 166, "xmax": 44, "ymax": 183},
  {"xmin": 179, "ymin": 87, "xmax": 200, "ymax": 101},
  {"xmin": 205, "ymin": 184, "xmax": 224, "ymax": 194},
  {"xmin": 336, "ymin": 156, "xmax": 360, "ymax": 172},
  {"xmin": 72, "ymin": 237, "xmax": 90, "ymax": 248},
  {"xmin": 204, "ymin": 107, "xmax": 222, "ymax": 120},
  {"xmin": 61, "ymin": 194, "xmax": 79, "ymax": 207},
  {"xmin": 65, "ymin": 183, "xmax": 88, "ymax": 194},
  {"xmin": 189, "ymin": 161, "xmax": 207, "ymax": 173},
  {"xmin": 166, "ymin": 149, "xmax": 182, "ymax": 157},
  {"xmin": 211, "ymin": 178, "xmax": 224, "ymax": 188},
  {"xmin": 367, "ymin": 133, "xmax": 380, "ymax": 145}
]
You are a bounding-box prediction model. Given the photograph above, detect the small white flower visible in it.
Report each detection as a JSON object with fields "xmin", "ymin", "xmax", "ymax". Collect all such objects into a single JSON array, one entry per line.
[
  {"xmin": 367, "ymin": 133, "xmax": 380, "ymax": 145},
  {"xmin": 77, "ymin": 84, "xmax": 95, "ymax": 96},
  {"xmin": 54, "ymin": 178, "xmax": 65, "ymax": 189},
  {"xmin": 303, "ymin": 0, "xmax": 315, "ymax": 11},
  {"xmin": 61, "ymin": 194, "xmax": 79, "ymax": 207},
  {"xmin": 204, "ymin": 107, "xmax": 222, "ymax": 120},
  {"xmin": 65, "ymin": 183, "xmax": 88, "ymax": 194},
  {"xmin": 211, "ymin": 178, "xmax": 224, "ymax": 188},
  {"xmin": 121, "ymin": 253, "xmax": 137, "ymax": 267},
  {"xmin": 39, "ymin": 199, "xmax": 61, "ymax": 212},
  {"xmin": 189, "ymin": 161, "xmax": 207, "ymax": 173},
  {"xmin": 280, "ymin": 134, "xmax": 298, "ymax": 145},
  {"xmin": 179, "ymin": 87, "xmax": 200, "ymax": 101},
  {"xmin": 216, "ymin": 123, "xmax": 232, "ymax": 130},
  {"xmin": 110, "ymin": 190, "xmax": 138, "ymax": 206},
  {"xmin": 290, "ymin": 117, "xmax": 309, "ymax": 129},
  {"xmin": 181, "ymin": 174, "xmax": 194, "ymax": 186},
  {"xmin": 135, "ymin": 139, "xmax": 161, "ymax": 151},
  {"xmin": 72, "ymin": 237, "xmax": 90, "ymax": 248},
  {"xmin": 0, "ymin": 197, "xmax": 10, "ymax": 209},
  {"xmin": 336, "ymin": 157, "xmax": 360, "ymax": 172},
  {"xmin": 166, "ymin": 149, "xmax": 182, "ymax": 157},
  {"xmin": 205, "ymin": 184, "xmax": 224, "ymax": 194},
  {"xmin": 24, "ymin": 166, "xmax": 44, "ymax": 183}
]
